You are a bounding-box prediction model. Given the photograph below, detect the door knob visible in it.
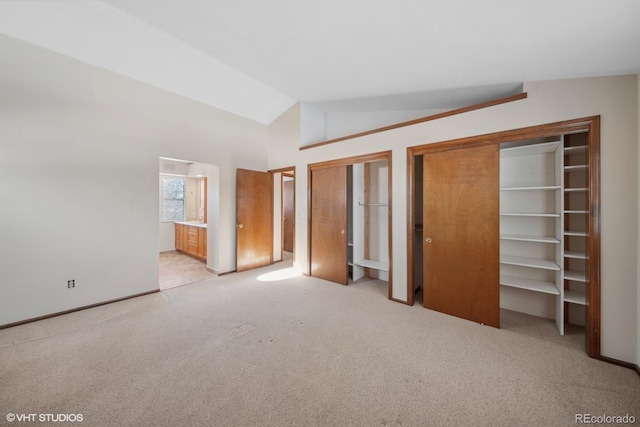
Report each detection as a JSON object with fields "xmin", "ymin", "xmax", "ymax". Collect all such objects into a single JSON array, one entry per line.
[
  {"xmin": 425, "ymin": 237, "xmax": 432, "ymax": 243},
  {"xmin": 341, "ymin": 229, "xmax": 345, "ymax": 234},
  {"xmin": 237, "ymin": 223, "xmax": 244, "ymax": 229}
]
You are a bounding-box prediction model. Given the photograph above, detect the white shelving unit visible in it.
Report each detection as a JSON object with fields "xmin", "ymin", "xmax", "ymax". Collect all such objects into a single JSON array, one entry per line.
[
  {"xmin": 563, "ymin": 137, "xmax": 589, "ymax": 320},
  {"xmin": 355, "ymin": 258, "xmax": 390, "ymax": 271},
  {"xmin": 499, "ymin": 275, "xmax": 560, "ymax": 295},
  {"xmin": 500, "ymin": 234, "xmax": 560, "ymax": 244},
  {"xmin": 500, "ymin": 255, "xmax": 560, "ymax": 271},
  {"xmin": 499, "ymin": 139, "xmax": 565, "ymax": 334},
  {"xmin": 350, "ymin": 161, "xmax": 389, "ymax": 281},
  {"xmin": 500, "ymin": 135, "xmax": 592, "ymax": 333}
]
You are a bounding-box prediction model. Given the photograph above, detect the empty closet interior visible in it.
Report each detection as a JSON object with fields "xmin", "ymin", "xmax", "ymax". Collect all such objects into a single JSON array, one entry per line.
[
  {"xmin": 499, "ymin": 133, "xmax": 589, "ymax": 335},
  {"xmin": 347, "ymin": 160, "xmax": 390, "ymax": 282},
  {"xmin": 411, "ymin": 120, "xmax": 598, "ymax": 355}
]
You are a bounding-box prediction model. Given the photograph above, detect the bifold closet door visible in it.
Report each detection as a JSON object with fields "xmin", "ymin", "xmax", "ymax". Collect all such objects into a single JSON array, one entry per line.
[
  {"xmin": 423, "ymin": 144, "xmax": 500, "ymax": 327},
  {"xmin": 310, "ymin": 166, "xmax": 348, "ymax": 285}
]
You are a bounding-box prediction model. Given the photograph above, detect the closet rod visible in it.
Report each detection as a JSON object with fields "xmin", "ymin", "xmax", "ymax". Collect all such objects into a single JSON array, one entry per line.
[{"xmin": 358, "ymin": 202, "xmax": 388, "ymax": 206}]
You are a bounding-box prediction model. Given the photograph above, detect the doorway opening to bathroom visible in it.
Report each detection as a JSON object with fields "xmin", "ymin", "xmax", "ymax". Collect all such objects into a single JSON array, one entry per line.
[{"xmin": 159, "ymin": 157, "xmax": 218, "ymax": 290}]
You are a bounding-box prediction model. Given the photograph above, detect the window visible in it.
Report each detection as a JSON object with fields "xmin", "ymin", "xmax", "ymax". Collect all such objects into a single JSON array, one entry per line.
[{"xmin": 162, "ymin": 177, "xmax": 186, "ymax": 221}]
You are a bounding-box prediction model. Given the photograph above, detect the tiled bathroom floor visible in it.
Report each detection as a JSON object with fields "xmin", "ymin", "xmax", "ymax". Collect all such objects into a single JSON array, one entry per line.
[{"xmin": 159, "ymin": 251, "xmax": 217, "ymax": 290}]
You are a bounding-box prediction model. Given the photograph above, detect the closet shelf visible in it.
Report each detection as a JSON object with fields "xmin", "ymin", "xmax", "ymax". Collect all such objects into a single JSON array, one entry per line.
[
  {"xmin": 564, "ymin": 165, "xmax": 588, "ymax": 171},
  {"xmin": 565, "ymin": 271, "xmax": 587, "ymax": 282},
  {"xmin": 500, "ymin": 140, "xmax": 561, "ymax": 157},
  {"xmin": 500, "ymin": 234, "xmax": 560, "ymax": 244},
  {"xmin": 500, "ymin": 255, "xmax": 560, "ymax": 271},
  {"xmin": 500, "ymin": 213, "xmax": 560, "ymax": 217},
  {"xmin": 500, "ymin": 186, "xmax": 560, "ymax": 191},
  {"xmin": 355, "ymin": 259, "xmax": 389, "ymax": 271},
  {"xmin": 358, "ymin": 202, "xmax": 388, "ymax": 206},
  {"xmin": 499, "ymin": 275, "xmax": 560, "ymax": 295},
  {"xmin": 564, "ymin": 145, "xmax": 587, "ymax": 153},
  {"xmin": 564, "ymin": 290, "xmax": 587, "ymax": 305},
  {"xmin": 564, "ymin": 250, "xmax": 587, "ymax": 259},
  {"xmin": 564, "ymin": 231, "xmax": 588, "ymax": 237}
]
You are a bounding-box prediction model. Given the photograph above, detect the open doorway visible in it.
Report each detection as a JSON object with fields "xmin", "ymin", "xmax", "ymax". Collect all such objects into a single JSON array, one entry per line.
[
  {"xmin": 158, "ymin": 157, "xmax": 218, "ymax": 290},
  {"xmin": 270, "ymin": 167, "xmax": 295, "ymax": 264}
]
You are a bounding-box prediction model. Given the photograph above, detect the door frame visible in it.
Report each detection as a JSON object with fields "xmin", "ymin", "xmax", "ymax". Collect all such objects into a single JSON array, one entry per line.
[
  {"xmin": 308, "ymin": 151, "xmax": 393, "ymax": 298},
  {"xmin": 407, "ymin": 116, "xmax": 601, "ymax": 357},
  {"xmin": 269, "ymin": 166, "xmax": 296, "ymax": 262}
]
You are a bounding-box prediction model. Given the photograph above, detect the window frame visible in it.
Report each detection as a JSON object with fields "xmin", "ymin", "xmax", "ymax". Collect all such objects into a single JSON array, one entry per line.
[{"xmin": 161, "ymin": 176, "xmax": 187, "ymax": 222}]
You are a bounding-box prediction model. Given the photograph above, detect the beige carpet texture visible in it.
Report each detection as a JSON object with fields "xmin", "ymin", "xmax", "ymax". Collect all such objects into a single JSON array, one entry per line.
[{"xmin": 1, "ymin": 259, "xmax": 639, "ymax": 426}]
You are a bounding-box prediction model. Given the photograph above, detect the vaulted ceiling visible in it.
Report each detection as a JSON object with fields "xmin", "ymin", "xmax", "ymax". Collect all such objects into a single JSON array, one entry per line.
[{"xmin": 1, "ymin": 1, "xmax": 639, "ymax": 124}]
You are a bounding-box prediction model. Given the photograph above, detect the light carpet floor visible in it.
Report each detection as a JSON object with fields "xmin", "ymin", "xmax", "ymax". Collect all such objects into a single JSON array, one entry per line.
[{"xmin": 1, "ymin": 260, "xmax": 638, "ymax": 426}]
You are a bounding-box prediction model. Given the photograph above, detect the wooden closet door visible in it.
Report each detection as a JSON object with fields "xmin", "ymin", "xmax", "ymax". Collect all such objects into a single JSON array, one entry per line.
[
  {"xmin": 310, "ymin": 166, "xmax": 348, "ymax": 285},
  {"xmin": 423, "ymin": 144, "xmax": 500, "ymax": 327}
]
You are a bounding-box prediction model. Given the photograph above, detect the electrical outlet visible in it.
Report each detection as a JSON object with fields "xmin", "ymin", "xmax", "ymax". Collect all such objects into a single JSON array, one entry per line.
[{"xmin": 67, "ymin": 279, "xmax": 75, "ymax": 289}]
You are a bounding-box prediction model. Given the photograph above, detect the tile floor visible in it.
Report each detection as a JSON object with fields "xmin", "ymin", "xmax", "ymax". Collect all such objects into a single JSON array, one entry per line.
[{"xmin": 159, "ymin": 251, "xmax": 217, "ymax": 290}]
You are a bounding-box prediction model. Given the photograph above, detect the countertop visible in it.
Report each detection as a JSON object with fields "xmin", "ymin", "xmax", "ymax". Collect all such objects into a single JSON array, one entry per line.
[{"xmin": 175, "ymin": 221, "xmax": 207, "ymax": 229}]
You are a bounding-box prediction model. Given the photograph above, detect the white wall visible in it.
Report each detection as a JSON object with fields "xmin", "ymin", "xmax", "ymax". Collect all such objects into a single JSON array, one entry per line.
[
  {"xmin": 0, "ymin": 35, "xmax": 267, "ymax": 325},
  {"xmin": 277, "ymin": 75, "xmax": 639, "ymax": 363},
  {"xmin": 300, "ymin": 102, "xmax": 326, "ymax": 146},
  {"xmin": 268, "ymin": 104, "xmax": 305, "ymax": 272},
  {"xmin": 325, "ymin": 109, "xmax": 444, "ymax": 141},
  {"xmin": 268, "ymin": 103, "xmax": 301, "ymax": 168}
]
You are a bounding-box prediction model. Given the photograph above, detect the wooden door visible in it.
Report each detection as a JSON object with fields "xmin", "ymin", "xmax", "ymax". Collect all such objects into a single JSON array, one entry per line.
[
  {"xmin": 311, "ymin": 166, "xmax": 348, "ymax": 285},
  {"xmin": 423, "ymin": 144, "xmax": 500, "ymax": 327},
  {"xmin": 236, "ymin": 169, "xmax": 273, "ymax": 272},
  {"xmin": 283, "ymin": 179, "xmax": 295, "ymax": 252}
]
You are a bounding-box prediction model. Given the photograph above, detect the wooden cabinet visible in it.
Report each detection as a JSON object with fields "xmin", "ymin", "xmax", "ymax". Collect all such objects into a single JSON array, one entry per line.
[
  {"xmin": 175, "ymin": 223, "xmax": 207, "ymax": 262},
  {"xmin": 198, "ymin": 227, "xmax": 206, "ymax": 259}
]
